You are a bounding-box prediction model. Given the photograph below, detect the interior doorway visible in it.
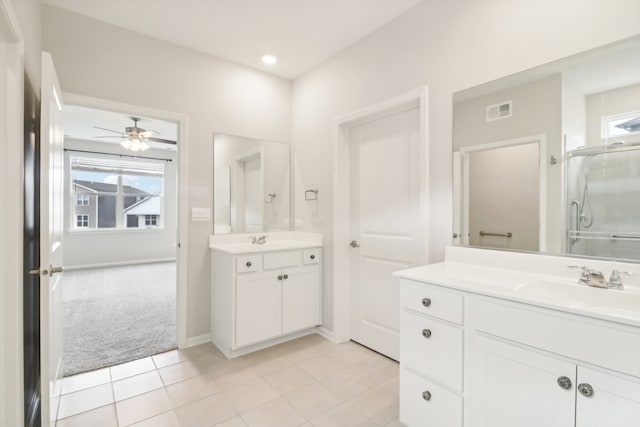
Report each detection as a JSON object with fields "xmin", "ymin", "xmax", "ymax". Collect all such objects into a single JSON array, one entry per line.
[
  {"xmin": 333, "ymin": 87, "xmax": 429, "ymax": 360},
  {"xmin": 61, "ymin": 104, "xmax": 181, "ymax": 376}
]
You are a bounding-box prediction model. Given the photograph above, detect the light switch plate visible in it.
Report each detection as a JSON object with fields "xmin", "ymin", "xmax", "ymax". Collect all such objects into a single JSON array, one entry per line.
[{"xmin": 191, "ymin": 207, "xmax": 211, "ymax": 222}]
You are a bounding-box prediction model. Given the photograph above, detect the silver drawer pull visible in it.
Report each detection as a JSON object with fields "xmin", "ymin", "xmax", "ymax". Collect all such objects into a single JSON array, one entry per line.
[
  {"xmin": 578, "ymin": 383, "xmax": 594, "ymax": 397},
  {"xmin": 422, "ymin": 329, "xmax": 432, "ymax": 339},
  {"xmin": 422, "ymin": 390, "xmax": 431, "ymax": 401},
  {"xmin": 557, "ymin": 376, "xmax": 572, "ymax": 390},
  {"xmin": 246, "ymin": 261, "xmax": 252, "ymax": 267},
  {"xmin": 283, "ymin": 274, "xmax": 288, "ymax": 280},
  {"xmin": 277, "ymin": 275, "xmax": 283, "ymax": 280},
  {"xmin": 422, "ymin": 298, "xmax": 431, "ymax": 307}
]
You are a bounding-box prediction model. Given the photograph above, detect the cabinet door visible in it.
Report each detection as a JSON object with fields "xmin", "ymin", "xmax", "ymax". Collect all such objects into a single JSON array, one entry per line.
[
  {"xmin": 282, "ymin": 265, "xmax": 321, "ymax": 334},
  {"xmin": 471, "ymin": 335, "xmax": 576, "ymax": 427},
  {"xmin": 235, "ymin": 271, "xmax": 282, "ymax": 348},
  {"xmin": 576, "ymin": 366, "xmax": 640, "ymax": 427}
]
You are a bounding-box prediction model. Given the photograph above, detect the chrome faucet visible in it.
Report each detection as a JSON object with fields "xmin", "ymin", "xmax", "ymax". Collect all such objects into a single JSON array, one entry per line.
[
  {"xmin": 569, "ymin": 266, "xmax": 607, "ymax": 288},
  {"xmin": 250, "ymin": 235, "xmax": 267, "ymax": 245},
  {"xmin": 608, "ymin": 269, "xmax": 633, "ymax": 290}
]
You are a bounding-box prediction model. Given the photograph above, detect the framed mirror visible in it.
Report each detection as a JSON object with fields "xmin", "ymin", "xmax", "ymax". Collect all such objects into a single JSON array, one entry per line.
[
  {"xmin": 213, "ymin": 133, "xmax": 291, "ymax": 234},
  {"xmin": 453, "ymin": 35, "xmax": 640, "ymax": 262}
]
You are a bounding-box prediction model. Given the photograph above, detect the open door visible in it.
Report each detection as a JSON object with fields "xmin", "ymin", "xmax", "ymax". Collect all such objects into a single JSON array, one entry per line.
[{"xmin": 40, "ymin": 52, "xmax": 65, "ymax": 426}]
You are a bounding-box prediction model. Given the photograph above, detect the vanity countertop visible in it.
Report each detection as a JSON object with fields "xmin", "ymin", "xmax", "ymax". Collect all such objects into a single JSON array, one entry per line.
[
  {"xmin": 394, "ymin": 260, "xmax": 640, "ymax": 328},
  {"xmin": 209, "ymin": 231, "xmax": 323, "ymax": 254}
]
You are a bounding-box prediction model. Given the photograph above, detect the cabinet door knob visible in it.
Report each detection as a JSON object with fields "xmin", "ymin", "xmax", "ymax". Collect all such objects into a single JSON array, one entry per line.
[
  {"xmin": 310, "ymin": 254, "xmax": 316, "ymax": 260},
  {"xmin": 557, "ymin": 376, "xmax": 572, "ymax": 390},
  {"xmin": 422, "ymin": 297, "xmax": 431, "ymax": 307},
  {"xmin": 422, "ymin": 329, "xmax": 432, "ymax": 339},
  {"xmin": 246, "ymin": 261, "xmax": 252, "ymax": 267},
  {"xmin": 278, "ymin": 275, "xmax": 283, "ymax": 280},
  {"xmin": 578, "ymin": 383, "xmax": 594, "ymax": 397},
  {"xmin": 422, "ymin": 390, "xmax": 432, "ymax": 401},
  {"xmin": 283, "ymin": 274, "xmax": 288, "ymax": 280}
]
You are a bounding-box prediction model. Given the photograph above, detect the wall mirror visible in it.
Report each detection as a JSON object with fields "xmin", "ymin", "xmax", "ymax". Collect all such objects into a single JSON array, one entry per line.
[
  {"xmin": 213, "ymin": 133, "xmax": 291, "ymax": 234},
  {"xmin": 453, "ymin": 35, "xmax": 640, "ymax": 262}
]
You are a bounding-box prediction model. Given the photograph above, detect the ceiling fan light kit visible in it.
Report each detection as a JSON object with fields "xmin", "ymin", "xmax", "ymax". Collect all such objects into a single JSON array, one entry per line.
[
  {"xmin": 93, "ymin": 116, "xmax": 177, "ymax": 152},
  {"xmin": 121, "ymin": 137, "xmax": 149, "ymax": 152}
]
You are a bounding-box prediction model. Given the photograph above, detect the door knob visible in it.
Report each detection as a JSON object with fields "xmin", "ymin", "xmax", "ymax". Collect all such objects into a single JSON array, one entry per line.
[{"xmin": 350, "ymin": 240, "xmax": 360, "ymax": 248}]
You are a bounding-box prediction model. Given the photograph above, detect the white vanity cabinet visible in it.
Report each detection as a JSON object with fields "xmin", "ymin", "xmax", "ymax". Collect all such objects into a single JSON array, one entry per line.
[
  {"xmin": 396, "ymin": 272, "xmax": 640, "ymax": 427},
  {"xmin": 211, "ymin": 247, "xmax": 322, "ymax": 358}
]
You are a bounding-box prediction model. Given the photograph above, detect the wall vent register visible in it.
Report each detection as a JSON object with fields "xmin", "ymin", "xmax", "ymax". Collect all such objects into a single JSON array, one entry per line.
[{"xmin": 486, "ymin": 101, "xmax": 512, "ymax": 122}]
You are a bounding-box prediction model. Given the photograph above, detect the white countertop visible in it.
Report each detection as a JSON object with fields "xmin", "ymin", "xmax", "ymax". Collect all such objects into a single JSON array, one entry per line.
[
  {"xmin": 209, "ymin": 231, "xmax": 323, "ymax": 254},
  {"xmin": 394, "ymin": 260, "xmax": 640, "ymax": 328}
]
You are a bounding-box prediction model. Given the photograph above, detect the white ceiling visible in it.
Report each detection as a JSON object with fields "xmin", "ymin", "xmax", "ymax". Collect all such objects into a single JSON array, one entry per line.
[
  {"xmin": 41, "ymin": 0, "xmax": 424, "ymax": 79},
  {"xmin": 64, "ymin": 105, "xmax": 178, "ymax": 151}
]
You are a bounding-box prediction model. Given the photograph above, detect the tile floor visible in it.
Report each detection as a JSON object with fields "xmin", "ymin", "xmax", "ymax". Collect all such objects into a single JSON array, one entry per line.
[{"xmin": 55, "ymin": 334, "xmax": 405, "ymax": 427}]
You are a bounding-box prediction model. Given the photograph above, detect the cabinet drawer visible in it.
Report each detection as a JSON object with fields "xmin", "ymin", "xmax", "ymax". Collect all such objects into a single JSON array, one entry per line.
[
  {"xmin": 236, "ymin": 255, "xmax": 262, "ymax": 273},
  {"xmin": 401, "ymin": 310, "xmax": 463, "ymax": 391},
  {"xmin": 302, "ymin": 249, "xmax": 321, "ymax": 265},
  {"xmin": 400, "ymin": 367, "xmax": 462, "ymax": 427},
  {"xmin": 400, "ymin": 279, "xmax": 464, "ymax": 325},
  {"xmin": 263, "ymin": 250, "xmax": 301, "ymax": 270}
]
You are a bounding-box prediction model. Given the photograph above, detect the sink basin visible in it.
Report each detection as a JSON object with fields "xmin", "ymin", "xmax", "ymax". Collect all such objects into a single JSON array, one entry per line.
[{"xmin": 211, "ymin": 240, "xmax": 318, "ymax": 254}]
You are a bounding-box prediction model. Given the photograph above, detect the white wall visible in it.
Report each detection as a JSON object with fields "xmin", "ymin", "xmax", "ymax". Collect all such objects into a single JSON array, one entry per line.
[
  {"xmin": 42, "ymin": 6, "xmax": 292, "ymax": 339},
  {"xmin": 291, "ymin": 0, "xmax": 640, "ymax": 332},
  {"xmin": 63, "ymin": 139, "xmax": 178, "ymax": 268},
  {"xmin": 586, "ymin": 83, "xmax": 640, "ymax": 146}
]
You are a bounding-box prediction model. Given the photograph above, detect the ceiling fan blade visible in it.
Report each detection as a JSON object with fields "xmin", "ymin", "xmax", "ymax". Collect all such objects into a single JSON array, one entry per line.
[
  {"xmin": 140, "ymin": 130, "xmax": 155, "ymax": 138},
  {"xmin": 147, "ymin": 137, "xmax": 177, "ymax": 145},
  {"xmin": 92, "ymin": 135, "xmax": 126, "ymax": 139},
  {"xmin": 93, "ymin": 126, "xmax": 126, "ymax": 136}
]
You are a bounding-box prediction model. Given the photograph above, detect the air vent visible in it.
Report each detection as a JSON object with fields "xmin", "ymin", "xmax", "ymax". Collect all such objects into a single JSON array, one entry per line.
[{"xmin": 486, "ymin": 101, "xmax": 512, "ymax": 122}]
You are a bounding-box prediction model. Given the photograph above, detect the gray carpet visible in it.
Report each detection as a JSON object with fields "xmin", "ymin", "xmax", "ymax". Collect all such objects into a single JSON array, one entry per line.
[{"xmin": 62, "ymin": 262, "xmax": 177, "ymax": 376}]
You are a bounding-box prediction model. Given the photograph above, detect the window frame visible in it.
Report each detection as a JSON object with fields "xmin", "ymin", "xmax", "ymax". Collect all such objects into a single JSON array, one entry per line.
[{"xmin": 76, "ymin": 214, "xmax": 89, "ymax": 228}]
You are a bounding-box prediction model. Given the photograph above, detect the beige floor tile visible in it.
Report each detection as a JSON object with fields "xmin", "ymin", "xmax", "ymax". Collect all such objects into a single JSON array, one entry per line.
[
  {"xmin": 297, "ymin": 354, "xmax": 347, "ymax": 381},
  {"xmin": 110, "ymin": 357, "xmax": 156, "ymax": 381},
  {"xmin": 165, "ymin": 374, "xmax": 220, "ymax": 408},
  {"xmin": 129, "ymin": 410, "xmax": 182, "ymax": 426},
  {"xmin": 223, "ymin": 377, "xmax": 281, "ymax": 413},
  {"xmin": 241, "ymin": 397, "xmax": 305, "ymax": 427},
  {"xmin": 379, "ymin": 375, "xmax": 400, "ymax": 396},
  {"xmin": 319, "ymin": 369, "xmax": 376, "ymax": 401},
  {"xmin": 214, "ymin": 416, "xmax": 248, "ymax": 427},
  {"xmin": 152, "ymin": 349, "xmax": 188, "ymax": 369},
  {"xmin": 57, "ymin": 383, "xmax": 114, "ymax": 419},
  {"xmin": 158, "ymin": 359, "xmax": 202, "ymax": 385},
  {"xmin": 56, "ymin": 404, "xmax": 117, "ymax": 427},
  {"xmin": 283, "ymin": 343, "xmax": 328, "ymax": 363},
  {"xmin": 384, "ymin": 419, "xmax": 407, "ymax": 427},
  {"xmin": 181, "ymin": 342, "xmax": 221, "ymax": 359},
  {"xmin": 116, "ymin": 388, "xmax": 173, "ymax": 426},
  {"xmin": 350, "ymin": 355, "xmax": 399, "ymax": 385},
  {"xmin": 252, "ymin": 356, "xmax": 293, "ymax": 376},
  {"xmin": 322, "ymin": 342, "xmax": 376, "ymax": 366},
  {"xmin": 285, "ymin": 382, "xmax": 343, "ymax": 420},
  {"xmin": 175, "ymin": 393, "xmax": 237, "ymax": 427},
  {"xmin": 61, "ymin": 368, "xmax": 111, "ymax": 395},
  {"xmin": 310, "ymin": 402, "xmax": 377, "ymax": 427},
  {"xmin": 351, "ymin": 385, "xmax": 399, "ymax": 426},
  {"xmin": 214, "ymin": 368, "xmax": 260, "ymax": 390},
  {"xmin": 112, "ymin": 370, "xmax": 164, "ymax": 401},
  {"xmin": 263, "ymin": 365, "xmax": 316, "ymax": 395}
]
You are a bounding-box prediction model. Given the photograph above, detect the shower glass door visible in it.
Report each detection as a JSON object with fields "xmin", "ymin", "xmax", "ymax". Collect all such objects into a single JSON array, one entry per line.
[{"xmin": 566, "ymin": 148, "xmax": 640, "ymax": 260}]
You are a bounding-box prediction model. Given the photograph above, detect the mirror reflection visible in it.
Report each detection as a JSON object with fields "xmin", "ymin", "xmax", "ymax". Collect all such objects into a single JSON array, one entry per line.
[
  {"xmin": 213, "ymin": 134, "xmax": 290, "ymax": 234},
  {"xmin": 453, "ymin": 35, "xmax": 640, "ymax": 261}
]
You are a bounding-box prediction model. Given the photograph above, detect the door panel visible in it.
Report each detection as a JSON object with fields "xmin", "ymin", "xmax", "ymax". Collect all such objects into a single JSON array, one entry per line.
[
  {"xmin": 40, "ymin": 52, "xmax": 65, "ymax": 426},
  {"xmin": 235, "ymin": 272, "xmax": 281, "ymax": 347},
  {"xmin": 349, "ymin": 107, "xmax": 422, "ymax": 360},
  {"xmin": 282, "ymin": 265, "xmax": 320, "ymax": 334},
  {"xmin": 576, "ymin": 366, "xmax": 640, "ymax": 427},
  {"xmin": 244, "ymin": 156, "xmax": 263, "ymax": 232}
]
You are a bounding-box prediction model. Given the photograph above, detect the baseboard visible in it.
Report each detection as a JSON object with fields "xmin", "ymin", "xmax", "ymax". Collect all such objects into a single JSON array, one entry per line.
[
  {"xmin": 185, "ymin": 333, "xmax": 211, "ymax": 348},
  {"xmin": 65, "ymin": 258, "xmax": 177, "ymax": 271},
  {"xmin": 315, "ymin": 326, "xmax": 337, "ymax": 343}
]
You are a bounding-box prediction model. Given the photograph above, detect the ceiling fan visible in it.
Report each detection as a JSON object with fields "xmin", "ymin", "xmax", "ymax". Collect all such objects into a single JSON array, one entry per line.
[{"xmin": 92, "ymin": 116, "xmax": 177, "ymax": 152}]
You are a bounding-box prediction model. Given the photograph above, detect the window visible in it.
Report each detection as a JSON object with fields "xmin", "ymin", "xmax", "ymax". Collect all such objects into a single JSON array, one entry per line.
[
  {"xmin": 602, "ymin": 111, "xmax": 640, "ymax": 139},
  {"xmin": 76, "ymin": 214, "xmax": 89, "ymax": 228},
  {"xmin": 76, "ymin": 193, "xmax": 90, "ymax": 206},
  {"xmin": 145, "ymin": 215, "xmax": 159, "ymax": 226},
  {"xmin": 70, "ymin": 155, "xmax": 165, "ymax": 231}
]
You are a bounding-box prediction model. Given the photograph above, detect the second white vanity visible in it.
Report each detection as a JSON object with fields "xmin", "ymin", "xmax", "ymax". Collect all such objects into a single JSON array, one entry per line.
[
  {"xmin": 395, "ymin": 246, "xmax": 640, "ymax": 427},
  {"xmin": 210, "ymin": 232, "xmax": 322, "ymax": 358}
]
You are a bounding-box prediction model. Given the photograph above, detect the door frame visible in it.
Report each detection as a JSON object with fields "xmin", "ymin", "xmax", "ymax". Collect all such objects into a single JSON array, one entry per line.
[
  {"xmin": 63, "ymin": 92, "xmax": 190, "ymax": 349},
  {"xmin": 457, "ymin": 134, "xmax": 547, "ymax": 251},
  {"xmin": 0, "ymin": 1, "xmax": 25, "ymax": 425},
  {"xmin": 231, "ymin": 146, "xmax": 263, "ymax": 233},
  {"xmin": 332, "ymin": 87, "xmax": 429, "ymax": 343}
]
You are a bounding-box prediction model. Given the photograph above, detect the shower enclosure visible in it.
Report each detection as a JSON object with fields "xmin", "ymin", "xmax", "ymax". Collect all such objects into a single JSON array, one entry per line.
[{"xmin": 566, "ymin": 144, "xmax": 640, "ymax": 260}]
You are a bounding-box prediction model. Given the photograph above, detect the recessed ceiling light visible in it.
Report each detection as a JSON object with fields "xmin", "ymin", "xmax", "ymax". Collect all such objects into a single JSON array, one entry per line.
[{"xmin": 262, "ymin": 54, "xmax": 277, "ymax": 65}]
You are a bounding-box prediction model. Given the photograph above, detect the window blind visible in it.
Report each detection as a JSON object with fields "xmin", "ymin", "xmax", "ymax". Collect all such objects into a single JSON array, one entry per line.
[{"xmin": 70, "ymin": 155, "xmax": 164, "ymax": 175}]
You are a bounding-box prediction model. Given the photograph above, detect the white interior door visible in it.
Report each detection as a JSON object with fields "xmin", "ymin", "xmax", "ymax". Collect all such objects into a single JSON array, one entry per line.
[
  {"xmin": 40, "ymin": 52, "xmax": 65, "ymax": 425},
  {"xmin": 349, "ymin": 107, "xmax": 422, "ymax": 360},
  {"xmin": 244, "ymin": 156, "xmax": 263, "ymax": 232}
]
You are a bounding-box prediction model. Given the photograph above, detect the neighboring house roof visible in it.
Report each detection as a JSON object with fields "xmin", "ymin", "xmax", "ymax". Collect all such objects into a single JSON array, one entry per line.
[
  {"xmin": 123, "ymin": 196, "xmax": 161, "ymax": 216},
  {"xmin": 73, "ymin": 180, "xmax": 147, "ymax": 194}
]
